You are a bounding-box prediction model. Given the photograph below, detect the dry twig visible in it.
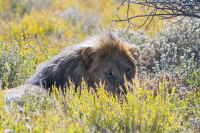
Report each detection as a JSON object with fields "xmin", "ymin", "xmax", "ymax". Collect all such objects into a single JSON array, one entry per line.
[{"xmin": 113, "ymin": 0, "xmax": 200, "ymax": 30}]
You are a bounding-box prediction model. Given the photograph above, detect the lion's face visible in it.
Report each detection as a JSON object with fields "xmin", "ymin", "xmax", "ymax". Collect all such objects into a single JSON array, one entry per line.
[
  {"xmin": 81, "ymin": 33, "xmax": 140, "ymax": 96},
  {"xmin": 90, "ymin": 55, "xmax": 136, "ymax": 96}
]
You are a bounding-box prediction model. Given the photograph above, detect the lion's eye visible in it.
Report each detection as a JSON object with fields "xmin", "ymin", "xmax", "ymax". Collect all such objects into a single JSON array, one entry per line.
[
  {"xmin": 126, "ymin": 68, "xmax": 131, "ymax": 74},
  {"xmin": 106, "ymin": 71, "xmax": 112, "ymax": 76}
]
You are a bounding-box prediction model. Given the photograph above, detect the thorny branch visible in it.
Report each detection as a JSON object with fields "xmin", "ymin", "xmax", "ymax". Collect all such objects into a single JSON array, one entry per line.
[{"xmin": 113, "ymin": 0, "xmax": 200, "ymax": 30}]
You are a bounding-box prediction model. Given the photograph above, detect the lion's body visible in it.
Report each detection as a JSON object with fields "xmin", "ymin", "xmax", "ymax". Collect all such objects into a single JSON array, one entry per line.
[
  {"xmin": 3, "ymin": 30, "xmax": 140, "ymax": 101},
  {"xmin": 26, "ymin": 43, "xmax": 88, "ymax": 92}
]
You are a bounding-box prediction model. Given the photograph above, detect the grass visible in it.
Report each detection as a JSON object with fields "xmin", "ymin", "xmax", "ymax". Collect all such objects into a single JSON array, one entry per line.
[
  {"xmin": 0, "ymin": 0, "xmax": 200, "ymax": 132},
  {"xmin": 1, "ymin": 79, "xmax": 199, "ymax": 132}
]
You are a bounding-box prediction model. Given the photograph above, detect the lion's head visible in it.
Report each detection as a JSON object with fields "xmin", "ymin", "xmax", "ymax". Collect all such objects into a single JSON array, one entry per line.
[
  {"xmin": 26, "ymin": 30, "xmax": 140, "ymax": 96},
  {"xmin": 81, "ymin": 32, "xmax": 140, "ymax": 95}
]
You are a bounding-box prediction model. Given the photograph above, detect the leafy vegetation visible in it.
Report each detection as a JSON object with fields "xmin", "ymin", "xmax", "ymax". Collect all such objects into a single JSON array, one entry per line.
[{"xmin": 0, "ymin": 0, "xmax": 199, "ymax": 132}]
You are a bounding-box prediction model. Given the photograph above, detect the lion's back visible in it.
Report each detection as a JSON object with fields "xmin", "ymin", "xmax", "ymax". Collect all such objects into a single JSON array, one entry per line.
[{"xmin": 26, "ymin": 43, "xmax": 87, "ymax": 91}]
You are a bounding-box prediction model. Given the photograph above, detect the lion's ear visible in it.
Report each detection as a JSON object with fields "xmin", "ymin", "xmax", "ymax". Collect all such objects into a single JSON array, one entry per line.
[
  {"xmin": 128, "ymin": 46, "xmax": 140, "ymax": 60},
  {"xmin": 82, "ymin": 47, "xmax": 93, "ymax": 68}
]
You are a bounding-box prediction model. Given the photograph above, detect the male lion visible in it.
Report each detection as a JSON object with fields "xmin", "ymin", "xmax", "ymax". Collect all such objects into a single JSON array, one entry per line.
[{"xmin": 3, "ymin": 30, "xmax": 140, "ymax": 102}]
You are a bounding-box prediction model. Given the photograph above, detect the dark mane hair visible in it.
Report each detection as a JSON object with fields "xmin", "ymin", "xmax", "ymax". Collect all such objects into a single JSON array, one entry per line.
[{"xmin": 26, "ymin": 30, "xmax": 140, "ymax": 92}]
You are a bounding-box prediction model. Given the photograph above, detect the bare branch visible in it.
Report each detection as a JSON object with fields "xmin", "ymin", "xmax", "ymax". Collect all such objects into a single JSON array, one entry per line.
[{"xmin": 113, "ymin": 0, "xmax": 200, "ymax": 31}]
